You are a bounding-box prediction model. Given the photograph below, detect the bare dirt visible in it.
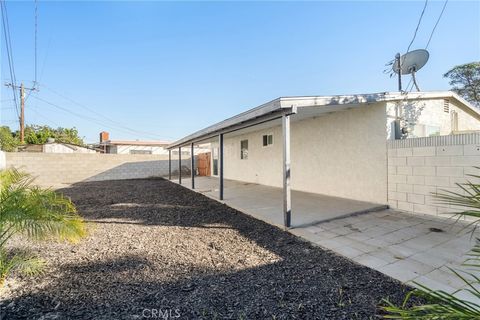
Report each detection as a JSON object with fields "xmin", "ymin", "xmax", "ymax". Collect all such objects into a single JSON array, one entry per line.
[{"xmin": 1, "ymin": 178, "xmax": 419, "ymax": 319}]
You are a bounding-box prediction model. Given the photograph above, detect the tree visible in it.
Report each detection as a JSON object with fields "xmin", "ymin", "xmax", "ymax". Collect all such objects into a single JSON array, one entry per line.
[
  {"xmin": 0, "ymin": 126, "xmax": 20, "ymax": 152},
  {"xmin": 0, "ymin": 168, "xmax": 86, "ymax": 285},
  {"xmin": 24, "ymin": 125, "xmax": 85, "ymax": 146},
  {"xmin": 444, "ymin": 62, "xmax": 480, "ymax": 107}
]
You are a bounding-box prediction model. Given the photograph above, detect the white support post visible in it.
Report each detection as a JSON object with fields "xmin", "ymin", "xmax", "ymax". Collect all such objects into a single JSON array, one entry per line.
[
  {"xmin": 219, "ymin": 133, "xmax": 224, "ymax": 200},
  {"xmin": 191, "ymin": 143, "xmax": 195, "ymax": 189},
  {"xmin": 168, "ymin": 149, "xmax": 172, "ymax": 180},
  {"xmin": 282, "ymin": 114, "xmax": 291, "ymax": 228},
  {"xmin": 178, "ymin": 147, "xmax": 182, "ymax": 185}
]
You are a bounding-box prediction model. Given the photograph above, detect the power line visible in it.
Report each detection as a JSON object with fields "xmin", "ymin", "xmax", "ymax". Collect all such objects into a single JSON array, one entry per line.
[
  {"xmin": 36, "ymin": 83, "xmax": 174, "ymax": 139},
  {"xmin": 34, "ymin": 0, "xmax": 38, "ymax": 85},
  {"xmin": 406, "ymin": 0, "xmax": 429, "ymax": 54},
  {"xmin": 30, "ymin": 94, "xmax": 170, "ymax": 140},
  {"xmin": 1, "ymin": 0, "xmax": 19, "ymax": 117},
  {"xmin": 425, "ymin": 0, "xmax": 448, "ymax": 49}
]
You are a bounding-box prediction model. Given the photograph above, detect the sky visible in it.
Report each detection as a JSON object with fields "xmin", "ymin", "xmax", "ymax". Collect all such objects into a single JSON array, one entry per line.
[{"xmin": 1, "ymin": 0, "xmax": 479, "ymax": 143}]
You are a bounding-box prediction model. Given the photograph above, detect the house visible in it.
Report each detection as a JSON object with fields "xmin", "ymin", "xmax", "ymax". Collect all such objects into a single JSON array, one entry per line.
[
  {"xmin": 18, "ymin": 140, "xmax": 97, "ymax": 154},
  {"xmin": 96, "ymin": 131, "xmax": 170, "ymax": 155},
  {"xmin": 166, "ymin": 91, "xmax": 480, "ymax": 227}
]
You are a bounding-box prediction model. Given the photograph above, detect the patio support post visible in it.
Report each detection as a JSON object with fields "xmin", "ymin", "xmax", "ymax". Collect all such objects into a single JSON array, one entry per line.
[
  {"xmin": 219, "ymin": 133, "xmax": 224, "ymax": 200},
  {"xmin": 191, "ymin": 143, "xmax": 195, "ymax": 189},
  {"xmin": 179, "ymin": 147, "xmax": 182, "ymax": 185},
  {"xmin": 168, "ymin": 149, "xmax": 171, "ymax": 180},
  {"xmin": 282, "ymin": 113, "xmax": 291, "ymax": 228}
]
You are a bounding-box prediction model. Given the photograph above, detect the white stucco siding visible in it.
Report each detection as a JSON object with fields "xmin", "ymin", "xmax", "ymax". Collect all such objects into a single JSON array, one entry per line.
[
  {"xmin": 451, "ymin": 100, "xmax": 480, "ymax": 132},
  {"xmin": 113, "ymin": 145, "xmax": 169, "ymax": 155},
  {"xmin": 43, "ymin": 143, "xmax": 96, "ymax": 154},
  {"xmin": 223, "ymin": 126, "xmax": 283, "ymax": 186},
  {"xmin": 290, "ymin": 103, "xmax": 387, "ymax": 203},
  {"xmin": 0, "ymin": 151, "xmax": 5, "ymax": 170},
  {"xmin": 222, "ymin": 103, "xmax": 388, "ymax": 204},
  {"xmin": 386, "ymin": 99, "xmax": 480, "ymax": 138}
]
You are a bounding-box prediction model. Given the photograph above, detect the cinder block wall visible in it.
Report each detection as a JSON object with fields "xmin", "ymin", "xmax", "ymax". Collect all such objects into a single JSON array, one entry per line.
[
  {"xmin": 387, "ymin": 133, "xmax": 480, "ymax": 217},
  {"xmin": 5, "ymin": 152, "xmax": 191, "ymax": 187}
]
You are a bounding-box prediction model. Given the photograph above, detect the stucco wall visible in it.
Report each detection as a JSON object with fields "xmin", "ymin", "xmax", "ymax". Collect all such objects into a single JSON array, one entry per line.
[
  {"xmin": 112, "ymin": 145, "xmax": 169, "ymax": 155},
  {"xmin": 386, "ymin": 99, "xmax": 480, "ymax": 139},
  {"xmin": 5, "ymin": 153, "xmax": 190, "ymax": 188},
  {"xmin": 0, "ymin": 151, "xmax": 5, "ymax": 170},
  {"xmin": 387, "ymin": 133, "xmax": 480, "ymax": 217},
  {"xmin": 43, "ymin": 143, "xmax": 97, "ymax": 153},
  {"xmin": 222, "ymin": 103, "xmax": 388, "ymax": 204}
]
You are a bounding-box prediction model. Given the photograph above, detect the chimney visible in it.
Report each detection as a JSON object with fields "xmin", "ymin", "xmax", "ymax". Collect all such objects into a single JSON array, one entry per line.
[{"xmin": 100, "ymin": 131, "xmax": 110, "ymax": 143}]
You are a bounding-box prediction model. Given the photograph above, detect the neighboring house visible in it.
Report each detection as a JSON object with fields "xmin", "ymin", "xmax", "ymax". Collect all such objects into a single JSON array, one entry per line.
[
  {"xmin": 96, "ymin": 131, "xmax": 170, "ymax": 155},
  {"xmin": 18, "ymin": 142, "xmax": 97, "ymax": 154},
  {"xmin": 167, "ymin": 91, "xmax": 480, "ymax": 218}
]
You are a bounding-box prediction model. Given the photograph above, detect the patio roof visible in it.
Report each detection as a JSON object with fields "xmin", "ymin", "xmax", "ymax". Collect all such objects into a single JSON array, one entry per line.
[{"xmin": 167, "ymin": 90, "xmax": 475, "ymax": 149}]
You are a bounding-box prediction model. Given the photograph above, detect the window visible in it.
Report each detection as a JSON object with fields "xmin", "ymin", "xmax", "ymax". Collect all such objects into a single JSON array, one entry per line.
[
  {"xmin": 262, "ymin": 134, "xmax": 273, "ymax": 147},
  {"xmin": 240, "ymin": 140, "xmax": 248, "ymax": 159}
]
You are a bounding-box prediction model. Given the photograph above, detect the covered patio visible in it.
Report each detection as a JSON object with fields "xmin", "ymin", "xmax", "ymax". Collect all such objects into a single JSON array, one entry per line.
[
  {"xmin": 166, "ymin": 94, "xmax": 391, "ymax": 228},
  {"xmin": 171, "ymin": 176, "xmax": 387, "ymax": 228}
]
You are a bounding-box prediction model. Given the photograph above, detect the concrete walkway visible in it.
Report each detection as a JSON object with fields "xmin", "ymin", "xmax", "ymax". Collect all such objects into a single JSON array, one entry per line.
[
  {"xmin": 292, "ymin": 210, "xmax": 478, "ymax": 300},
  {"xmin": 173, "ymin": 176, "xmax": 386, "ymax": 228},
  {"xmin": 173, "ymin": 176, "xmax": 479, "ymax": 301}
]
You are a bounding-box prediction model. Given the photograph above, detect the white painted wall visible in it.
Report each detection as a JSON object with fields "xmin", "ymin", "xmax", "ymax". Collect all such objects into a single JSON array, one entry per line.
[
  {"xmin": 0, "ymin": 151, "xmax": 5, "ymax": 170},
  {"xmin": 222, "ymin": 103, "xmax": 388, "ymax": 204},
  {"xmin": 386, "ymin": 99, "xmax": 480, "ymax": 139},
  {"xmin": 112, "ymin": 145, "xmax": 169, "ymax": 155},
  {"xmin": 43, "ymin": 143, "xmax": 96, "ymax": 154}
]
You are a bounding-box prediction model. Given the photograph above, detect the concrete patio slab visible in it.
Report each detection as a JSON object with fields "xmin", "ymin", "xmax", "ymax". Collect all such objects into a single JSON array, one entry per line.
[
  {"xmin": 173, "ymin": 176, "xmax": 386, "ymax": 228},
  {"xmin": 301, "ymin": 209, "xmax": 479, "ymax": 302}
]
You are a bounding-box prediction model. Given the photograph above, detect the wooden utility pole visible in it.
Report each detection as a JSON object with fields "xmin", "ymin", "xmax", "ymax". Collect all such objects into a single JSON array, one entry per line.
[
  {"xmin": 20, "ymin": 83, "xmax": 25, "ymax": 143},
  {"xmin": 4, "ymin": 82, "xmax": 37, "ymax": 144}
]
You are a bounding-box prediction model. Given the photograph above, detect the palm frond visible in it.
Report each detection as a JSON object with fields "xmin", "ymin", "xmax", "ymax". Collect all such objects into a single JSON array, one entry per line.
[
  {"xmin": 0, "ymin": 249, "xmax": 45, "ymax": 286},
  {"xmin": 382, "ymin": 167, "xmax": 480, "ymax": 319},
  {"xmin": 0, "ymin": 168, "xmax": 86, "ymax": 245},
  {"xmin": 0, "ymin": 168, "xmax": 86, "ymax": 285}
]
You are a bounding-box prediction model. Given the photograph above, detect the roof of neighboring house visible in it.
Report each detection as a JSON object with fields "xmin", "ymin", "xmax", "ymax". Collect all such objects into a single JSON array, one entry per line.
[
  {"xmin": 101, "ymin": 140, "xmax": 170, "ymax": 146},
  {"xmin": 168, "ymin": 90, "xmax": 479, "ymax": 149}
]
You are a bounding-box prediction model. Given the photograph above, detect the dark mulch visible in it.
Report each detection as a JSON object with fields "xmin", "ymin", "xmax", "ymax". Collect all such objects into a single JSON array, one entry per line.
[{"xmin": 1, "ymin": 178, "xmax": 420, "ymax": 319}]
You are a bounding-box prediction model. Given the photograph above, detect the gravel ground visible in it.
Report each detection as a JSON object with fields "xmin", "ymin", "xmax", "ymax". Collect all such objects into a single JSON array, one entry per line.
[{"xmin": 1, "ymin": 178, "xmax": 420, "ymax": 319}]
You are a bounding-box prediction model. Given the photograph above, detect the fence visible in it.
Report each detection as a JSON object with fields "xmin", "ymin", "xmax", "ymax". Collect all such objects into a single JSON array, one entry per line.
[
  {"xmin": 5, "ymin": 152, "xmax": 192, "ymax": 188},
  {"xmin": 387, "ymin": 133, "xmax": 480, "ymax": 217}
]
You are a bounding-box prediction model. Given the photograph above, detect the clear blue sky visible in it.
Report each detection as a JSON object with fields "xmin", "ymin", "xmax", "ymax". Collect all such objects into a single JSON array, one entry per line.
[{"xmin": 1, "ymin": 0, "xmax": 479, "ymax": 143}]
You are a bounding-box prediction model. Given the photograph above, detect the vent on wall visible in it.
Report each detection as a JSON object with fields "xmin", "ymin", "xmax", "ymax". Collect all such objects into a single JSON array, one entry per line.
[{"xmin": 444, "ymin": 99, "xmax": 450, "ymax": 113}]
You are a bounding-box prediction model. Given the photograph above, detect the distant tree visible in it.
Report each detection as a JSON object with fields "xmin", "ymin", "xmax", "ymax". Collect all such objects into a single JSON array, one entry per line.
[
  {"xmin": 444, "ymin": 62, "xmax": 480, "ymax": 107},
  {"xmin": 24, "ymin": 125, "xmax": 85, "ymax": 146},
  {"xmin": 0, "ymin": 126, "xmax": 19, "ymax": 152}
]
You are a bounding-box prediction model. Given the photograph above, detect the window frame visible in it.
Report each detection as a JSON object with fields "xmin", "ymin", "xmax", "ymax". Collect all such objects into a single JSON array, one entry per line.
[
  {"xmin": 262, "ymin": 134, "xmax": 274, "ymax": 147},
  {"xmin": 240, "ymin": 139, "xmax": 249, "ymax": 160}
]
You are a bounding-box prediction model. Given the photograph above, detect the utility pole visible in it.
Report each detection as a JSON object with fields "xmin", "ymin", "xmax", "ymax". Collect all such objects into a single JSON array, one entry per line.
[
  {"xmin": 20, "ymin": 83, "xmax": 25, "ymax": 143},
  {"xmin": 4, "ymin": 82, "xmax": 37, "ymax": 144}
]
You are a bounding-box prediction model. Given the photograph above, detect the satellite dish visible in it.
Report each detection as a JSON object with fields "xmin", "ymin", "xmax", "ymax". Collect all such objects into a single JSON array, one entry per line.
[
  {"xmin": 393, "ymin": 49, "xmax": 429, "ymax": 75},
  {"xmin": 391, "ymin": 49, "xmax": 429, "ymax": 91}
]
